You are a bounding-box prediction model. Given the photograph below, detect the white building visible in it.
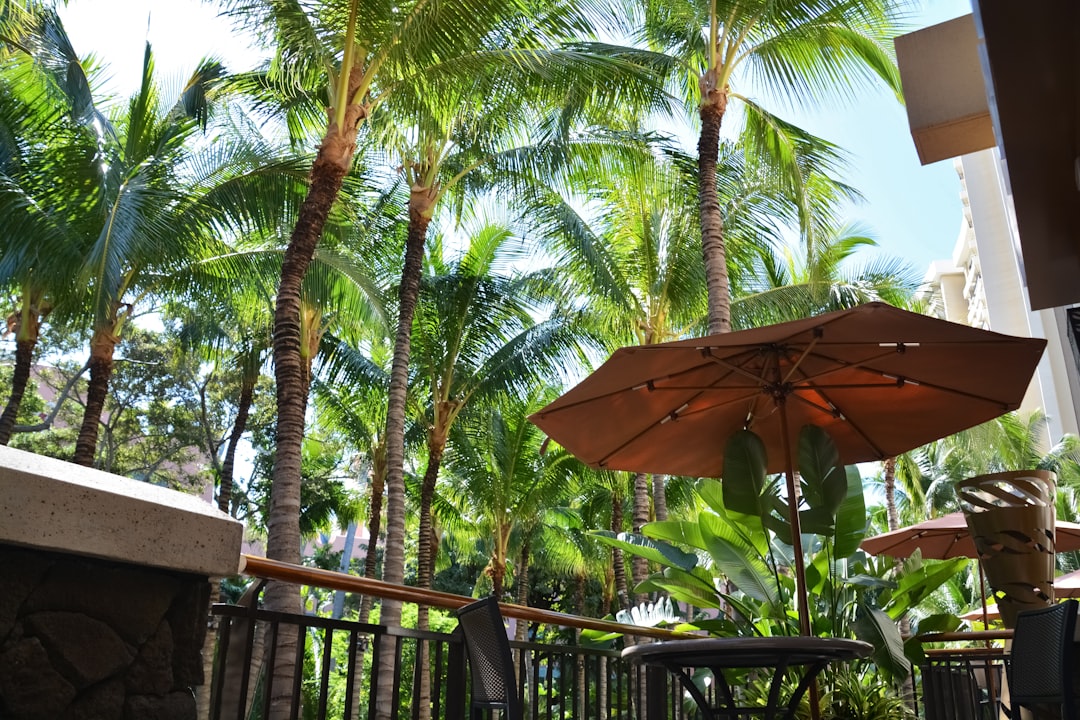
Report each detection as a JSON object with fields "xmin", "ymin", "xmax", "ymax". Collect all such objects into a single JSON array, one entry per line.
[
  {"xmin": 923, "ymin": 149, "xmax": 1080, "ymax": 442},
  {"xmin": 901, "ymin": 6, "xmax": 1080, "ymax": 445}
]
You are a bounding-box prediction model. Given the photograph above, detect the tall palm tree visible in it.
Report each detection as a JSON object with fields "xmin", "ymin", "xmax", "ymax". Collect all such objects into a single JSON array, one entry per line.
[
  {"xmin": 0, "ymin": 5, "xmax": 102, "ymax": 444},
  {"xmin": 445, "ymin": 388, "xmax": 575, "ymax": 599},
  {"xmin": 62, "ymin": 48, "xmax": 243, "ymax": 466},
  {"xmin": 630, "ymin": 0, "xmax": 906, "ymax": 334},
  {"xmin": 313, "ymin": 334, "xmax": 393, "ymax": 623},
  {"xmin": 529, "ymin": 136, "xmax": 812, "ymax": 580},
  {"xmin": 408, "ymin": 218, "xmax": 589, "ymax": 617},
  {"xmin": 218, "ymin": 14, "xmax": 662, "ymax": 707},
  {"xmin": 4, "ymin": 10, "xmax": 286, "ymax": 466}
]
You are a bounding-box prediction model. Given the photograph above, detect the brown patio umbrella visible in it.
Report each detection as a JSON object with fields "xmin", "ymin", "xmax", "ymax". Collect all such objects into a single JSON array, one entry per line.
[
  {"xmin": 958, "ymin": 569, "xmax": 1080, "ymax": 622},
  {"xmin": 529, "ymin": 303, "xmax": 1047, "ymax": 636},
  {"xmin": 861, "ymin": 513, "xmax": 1080, "ymax": 625},
  {"xmin": 860, "ymin": 513, "xmax": 1080, "ymax": 561}
]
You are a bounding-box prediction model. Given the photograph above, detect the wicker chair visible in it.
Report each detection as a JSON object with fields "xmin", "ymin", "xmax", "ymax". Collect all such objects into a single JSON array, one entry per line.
[
  {"xmin": 455, "ymin": 597, "xmax": 523, "ymax": 720},
  {"xmin": 1007, "ymin": 599, "xmax": 1080, "ymax": 719}
]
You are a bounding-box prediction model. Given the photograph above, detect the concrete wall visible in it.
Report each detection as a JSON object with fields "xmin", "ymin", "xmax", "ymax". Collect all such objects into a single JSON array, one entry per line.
[{"xmin": 0, "ymin": 446, "xmax": 243, "ymax": 719}]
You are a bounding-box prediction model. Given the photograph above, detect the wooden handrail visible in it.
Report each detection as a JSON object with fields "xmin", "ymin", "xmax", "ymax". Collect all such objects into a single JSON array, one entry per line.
[
  {"xmin": 239, "ymin": 554, "xmax": 693, "ymax": 641},
  {"xmin": 915, "ymin": 630, "xmax": 1013, "ymax": 642},
  {"xmin": 923, "ymin": 646, "xmax": 1005, "ymax": 656}
]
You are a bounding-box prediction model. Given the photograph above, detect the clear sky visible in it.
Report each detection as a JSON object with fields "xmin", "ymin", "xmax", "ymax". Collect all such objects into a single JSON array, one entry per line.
[{"xmin": 57, "ymin": 0, "xmax": 975, "ymax": 275}]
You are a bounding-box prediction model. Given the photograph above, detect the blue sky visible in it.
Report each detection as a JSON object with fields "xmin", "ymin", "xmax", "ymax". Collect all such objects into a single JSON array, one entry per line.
[{"xmin": 59, "ymin": 0, "xmax": 974, "ymax": 275}]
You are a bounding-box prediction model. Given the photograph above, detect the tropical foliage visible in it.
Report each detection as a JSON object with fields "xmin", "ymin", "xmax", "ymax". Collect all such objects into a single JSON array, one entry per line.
[{"xmin": 6, "ymin": 6, "xmax": 1080, "ymax": 719}]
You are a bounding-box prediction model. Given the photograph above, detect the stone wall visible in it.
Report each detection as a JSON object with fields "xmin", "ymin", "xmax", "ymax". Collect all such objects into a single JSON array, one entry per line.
[{"xmin": 0, "ymin": 544, "xmax": 210, "ymax": 720}]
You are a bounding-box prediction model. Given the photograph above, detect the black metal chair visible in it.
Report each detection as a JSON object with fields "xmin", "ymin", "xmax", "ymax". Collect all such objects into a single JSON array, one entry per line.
[
  {"xmin": 1007, "ymin": 598, "xmax": 1080, "ymax": 719},
  {"xmin": 455, "ymin": 596, "xmax": 523, "ymax": 720}
]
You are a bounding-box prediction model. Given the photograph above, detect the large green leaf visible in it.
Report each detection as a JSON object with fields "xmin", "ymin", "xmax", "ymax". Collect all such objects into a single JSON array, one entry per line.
[
  {"xmin": 833, "ymin": 465, "xmax": 867, "ymax": 558},
  {"xmin": 797, "ymin": 506, "xmax": 835, "ymax": 537},
  {"xmin": 640, "ymin": 567, "xmax": 722, "ymax": 610},
  {"xmin": 903, "ymin": 613, "xmax": 963, "ymax": 667},
  {"xmin": 853, "ymin": 604, "xmax": 910, "ymax": 680},
  {"xmin": 722, "ymin": 430, "xmax": 771, "ymax": 521},
  {"xmin": 798, "ymin": 424, "xmax": 847, "ymax": 518},
  {"xmin": 644, "ymin": 520, "xmax": 705, "ymax": 551},
  {"xmin": 698, "ymin": 513, "xmax": 781, "ymax": 606},
  {"xmin": 696, "ymin": 478, "xmax": 727, "ymax": 516},
  {"xmin": 590, "ymin": 531, "xmax": 698, "ymax": 571},
  {"xmin": 884, "ymin": 557, "xmax": 969, "ymax": 619}
]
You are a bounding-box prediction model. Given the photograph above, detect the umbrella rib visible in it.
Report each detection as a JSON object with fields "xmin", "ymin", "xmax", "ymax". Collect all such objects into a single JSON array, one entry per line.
[
  {"xmin": 534, "ymin": 347, "xmax": 769, "ymax": 418},
  {"xmin": 593, "ymin": 381, "xmax": 765, "ymax": 468},
  {"xmin": 790, "ymin": 347, "xmax": 1019, "ymax": 410},
  {"xmin": 785, "ymin": 391, "xmax": 888, "ymax": 460}
]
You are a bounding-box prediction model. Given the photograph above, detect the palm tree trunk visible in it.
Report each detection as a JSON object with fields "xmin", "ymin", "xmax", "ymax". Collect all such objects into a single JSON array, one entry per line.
[
  {"xmin": 652, "ymin": 474, "xmax": 668, "ymax": 522},
  {"xmin": 376, "ymin": 190, "xmax": 435, "ymax": 720},
  {"xmin": 574, "ymin": 573, "xmax": 586, "ymax": 720},
  {"xmin": 266, "ymin": 73, "xmax": 367, "ymax": 720},
  {"xmin": 218, "ymin": 374, "xmax": 254, "ymax": 515},
  {"xmin": 884, "ymin": 457, "xmax": 900, "ymax": 531},
  {"xmin": 611, "ymin": 490, "xmax": 630, "ymax": 612},
  {"xmin": 73, "ymin": 328, "xmax": 117, "ymax": 466},
  {"xmin": 350, "ymin": 464, "xmax": 384, "ymax": 720},
  {"xmin": 358, "ymin": 464, "xmax": 385, "ymax": 624},
  {"xmin": 415, "ymin": 434, "xmax": 446, "ymax": 720},
  {"xmin": 631, "ymin": 472, "xmax": 650, "ymax": 604},
  {"xmin": 514, "ymin": 539, "xmax": 531, "ymax": 714},
  {"xmin": 417, "ymin": 437, "xmax": 446, "ymax": 599},
  {"xmin": 698, "ymin": 80, "xmax": 731, "ymax": 336},
  {"xmin": 514, "ymin": 539, "xmax": 530, "ymax": 642},
  {"xmin": 0, "ymin": 313, "xmax": 40, "ymax": 445}
]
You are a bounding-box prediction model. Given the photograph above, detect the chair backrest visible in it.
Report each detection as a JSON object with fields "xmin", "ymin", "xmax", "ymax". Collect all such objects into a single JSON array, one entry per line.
[
  {"xmin": 1009, "ymin": 598, "xmax": 1078, "ymax": 711},
  {"xmin": 455, "ymin": 597, "xmax": 522, "ymax": 720}
]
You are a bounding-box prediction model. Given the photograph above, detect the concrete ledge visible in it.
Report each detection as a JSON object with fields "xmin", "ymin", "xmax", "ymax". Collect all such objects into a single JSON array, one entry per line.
[
  {"xmin": 0, "ymin": 446, "xmax": 243, "ymax": 577},
  {"xmin": 896, "ymin": 14, "xmax": 995, "ymax": 165}
]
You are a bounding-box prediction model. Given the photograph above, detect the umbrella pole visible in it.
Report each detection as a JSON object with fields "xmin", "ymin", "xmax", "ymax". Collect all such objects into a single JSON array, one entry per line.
[
  {"xmin": 979, "ymin": 560, "xmax": 990, "ymax": 628},
  {"xmin": 977, "ymin": 559, "xmax": 999, "ymax": 712},
  {"xmin": 778, "ymin": 403, "xmax": 821, "ymax": 720}
]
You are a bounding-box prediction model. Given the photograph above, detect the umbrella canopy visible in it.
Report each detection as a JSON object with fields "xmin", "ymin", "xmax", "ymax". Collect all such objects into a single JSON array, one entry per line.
[
  {"xmin": 530, "ymin": 302, "xmax": 1046, "ymax": 476},
  {"xmin": 1055, "ymin": 567, "xmax": 1080, "ymax": 597},
  {"xmin": 959, "ymin": 569, "xmax": 1080, "ymax": 622},
  {"xmin": 530, "ymin": 303, "xmax": 1047, "ymax": 637},
  {"xmin": 960, "ymin": 576, "xmax": 1080, "ymax": 623},
  {"xmin": 860, "ymin": 513, "xmax": 1080, "ymax": 560}
]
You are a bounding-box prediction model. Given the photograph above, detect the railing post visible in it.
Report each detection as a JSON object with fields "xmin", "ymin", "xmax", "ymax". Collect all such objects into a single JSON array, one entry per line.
[
  {"xmin": 445, "ymin": 629, "xmax": 466, "ymax": 720},
  {"xmin": 644, "ymin": 666, "xmax": 667, "ymax": 720}
]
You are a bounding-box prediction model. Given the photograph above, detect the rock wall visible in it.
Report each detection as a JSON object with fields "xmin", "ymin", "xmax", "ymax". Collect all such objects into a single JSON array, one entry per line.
[{"xmin": 0, "ymin": 544, "xmax": 210, "ymax": 720}]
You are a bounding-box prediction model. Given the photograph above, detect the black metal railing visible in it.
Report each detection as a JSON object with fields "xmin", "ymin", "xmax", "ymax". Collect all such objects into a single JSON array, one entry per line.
[
  {"xmin": 208, "ymin": 585, "xmax": 687, "ymax": 720},
  {"xmin": 914, "ymin": 633, "xmax": 1009, "ymax": 720}
]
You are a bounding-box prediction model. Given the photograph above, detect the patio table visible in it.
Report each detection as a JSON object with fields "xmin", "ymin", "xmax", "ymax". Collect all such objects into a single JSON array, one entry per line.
[{"xmin": 622, "ymin": 636, "xmax": 872, "ymax": 720}]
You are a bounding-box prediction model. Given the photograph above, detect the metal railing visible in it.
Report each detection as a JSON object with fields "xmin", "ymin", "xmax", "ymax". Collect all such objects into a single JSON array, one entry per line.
[
  {"xmin": 209, "ymin": 556, "xmax": 690, "ymax": 720},
  {"xmin": 914, "ymin": 631, "xmax": 1010, "ymax": 720}
]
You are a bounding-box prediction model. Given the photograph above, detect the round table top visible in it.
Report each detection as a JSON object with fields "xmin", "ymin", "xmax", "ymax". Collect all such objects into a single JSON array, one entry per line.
[{"xmin": 621, "ymin": 636, "xmax": 873, "ymax": 668}]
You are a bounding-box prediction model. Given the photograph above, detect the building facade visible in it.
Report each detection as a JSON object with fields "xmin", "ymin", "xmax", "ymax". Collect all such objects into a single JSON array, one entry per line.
[{"xmin": 924, "ymin": 149, "xmax": 1080, "ymax": 443}]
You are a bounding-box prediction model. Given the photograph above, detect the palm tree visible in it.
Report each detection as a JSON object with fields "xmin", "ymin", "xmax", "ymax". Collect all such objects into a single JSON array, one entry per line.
[
  {"xmin": 445, "ymin": 388, "xmax": 575, "ymax": 600},
  {"xmin": 630, "ymin": 0, "xmax": 906, "ymax": 334},
  {"xmin": 60, "ymin": 48, "xmax": 245, "ymax": 466},
  {"xmin": 0, "ymin": 5, "xmax": 102, "ymax": 444},
  {"xmin": 730, "ymin": 223, "xmax": 920, "ymax": 330},
  {"xmin": 529, "ymin": 136, "xmax": 810, "ymax": 581},
  {"xmin": 313, "ymin": 334, "xmax": 393, "ymax": 624},
  {"xmin": 218, "ymin": 8, "xmax": 648, "ymax": 695},
  {"xmin": 408, "ymin": 217, "xmax": 589, "ymax": 612}
]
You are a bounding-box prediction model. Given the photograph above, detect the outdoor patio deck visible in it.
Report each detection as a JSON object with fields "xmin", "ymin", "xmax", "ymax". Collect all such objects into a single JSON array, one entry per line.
[{"xmin": 209, "ymin": 555, "xmax": 1001, "ymax": 720}]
